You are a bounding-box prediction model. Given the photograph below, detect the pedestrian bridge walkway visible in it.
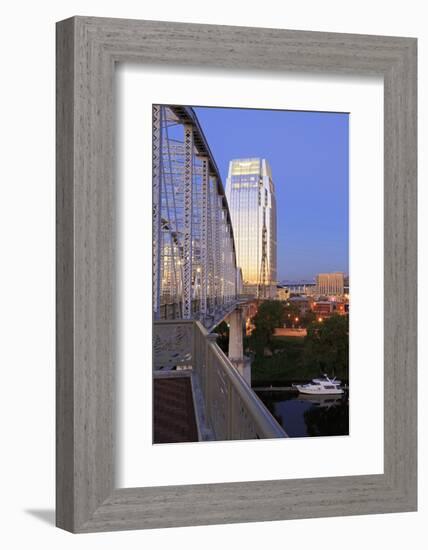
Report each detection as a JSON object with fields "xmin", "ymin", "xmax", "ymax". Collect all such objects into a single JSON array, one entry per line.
[{"xmin": 153, "ymin": 320, "xmax": 287, "ymax": 442}]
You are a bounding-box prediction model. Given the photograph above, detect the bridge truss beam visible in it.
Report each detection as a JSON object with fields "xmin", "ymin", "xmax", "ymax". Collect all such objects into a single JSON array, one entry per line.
[{"xmin": 153, "ymin": 105, "xmax": 240, "ymax": 328}]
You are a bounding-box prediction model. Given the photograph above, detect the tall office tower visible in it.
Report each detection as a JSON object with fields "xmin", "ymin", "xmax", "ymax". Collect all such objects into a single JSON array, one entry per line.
[
  {"xmin": 225, "ymin": 158, "xmax": 277, "ymax": 298},
  {"xmin": 316, "ymin": 272, "xmax": 345, "ymax": 296}
]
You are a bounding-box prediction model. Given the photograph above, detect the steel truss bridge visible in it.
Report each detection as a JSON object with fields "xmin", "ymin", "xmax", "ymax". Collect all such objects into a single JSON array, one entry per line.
[
  {"xmin": 152, "ymin": 104, "xmax": 243, "ymax": 329},
  {"xmin": 152, "ymin": 104, "xmax": 286, "ymax": 441}
]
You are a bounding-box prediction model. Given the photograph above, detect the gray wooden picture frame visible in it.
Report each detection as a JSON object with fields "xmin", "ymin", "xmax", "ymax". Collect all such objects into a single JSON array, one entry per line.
[{"xmin": 56, "ymin": 16, "xmax": 417, "ymax": 533}]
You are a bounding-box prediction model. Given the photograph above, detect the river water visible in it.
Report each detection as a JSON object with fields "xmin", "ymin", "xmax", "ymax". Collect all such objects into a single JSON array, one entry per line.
[{"xmin": 256, "ymin": 390, "xmax": 349, "ymax": 437}]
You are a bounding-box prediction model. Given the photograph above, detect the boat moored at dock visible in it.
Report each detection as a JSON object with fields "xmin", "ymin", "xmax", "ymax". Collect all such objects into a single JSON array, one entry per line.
[{"xmin": 293, "ymin": 374, "xmax": 344, "ymax": 395}]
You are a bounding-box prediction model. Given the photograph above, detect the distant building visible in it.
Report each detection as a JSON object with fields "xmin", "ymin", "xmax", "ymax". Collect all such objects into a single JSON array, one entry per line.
[
  {"xmin": 276, "ymin": 285, "xmax": 290, "ymax": 301},
  {"xmin": 282, "ymin": 281, "xmax": 317, "ymax": 296},
  {"xmin": 335, "ymin": 301, "xmax": 348, "ymax": 314},
  {"xmin": 302, "ymin": 284, "xmax": 318, "ymax": 297},
  {"xmin": 316, "ymin": 272, "xmax": 345, "ymax": 296},
  {"xmin": 344, "ymin": 275, "xmax": 350, "ymax": 296},
  {"xmin": 288, "ymin": 295, "xmax": 313, "ymax": 315},
  {"xmin": 313, "ymin": 301, "xmax": 333, "ymax": 318},
  {"xmin": 225, "ymin": 158, "xmax": 277, "ymax": 298},
  {"xmin": 313, "ymin": 299, "xmax": 348, "ymax": 318}
]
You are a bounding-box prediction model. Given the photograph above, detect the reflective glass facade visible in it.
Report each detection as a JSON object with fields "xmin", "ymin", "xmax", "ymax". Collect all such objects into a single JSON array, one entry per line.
[{"xmin": 225, "ymin": 158, "xmax": 277, "ymax": 297}]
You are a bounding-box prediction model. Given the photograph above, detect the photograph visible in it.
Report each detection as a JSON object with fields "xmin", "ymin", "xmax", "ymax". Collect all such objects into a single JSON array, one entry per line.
[{"xmin": 152, "ymin": 104, "xmax": 349, "ymax": 443}]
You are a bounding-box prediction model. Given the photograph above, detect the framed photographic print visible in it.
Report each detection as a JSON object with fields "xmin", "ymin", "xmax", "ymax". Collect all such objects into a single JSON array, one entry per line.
[
  {"xmin": 149, "ymin": 104, "xmax": 351, "ymax": 445},
  {"xmin": 56, "ymin": 16, "xmax": 417, "ymax": 532}
]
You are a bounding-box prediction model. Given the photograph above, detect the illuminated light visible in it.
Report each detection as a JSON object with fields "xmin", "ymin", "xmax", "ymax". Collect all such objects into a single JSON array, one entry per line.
[{"xmin": 318, "ymin": 317, "xmax": 323, "ymax": 322}]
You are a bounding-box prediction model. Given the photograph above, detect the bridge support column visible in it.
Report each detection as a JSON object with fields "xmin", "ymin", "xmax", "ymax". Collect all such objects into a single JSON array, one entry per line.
[{"xmin": 228, "ymin": 307, "xmax": 251, "ymax": 385}]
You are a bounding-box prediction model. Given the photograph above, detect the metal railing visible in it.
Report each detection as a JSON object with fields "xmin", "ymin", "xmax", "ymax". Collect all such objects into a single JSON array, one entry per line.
[{"xmin": 154, "ymin": 320, "xmax": 287, "ymax": 440}]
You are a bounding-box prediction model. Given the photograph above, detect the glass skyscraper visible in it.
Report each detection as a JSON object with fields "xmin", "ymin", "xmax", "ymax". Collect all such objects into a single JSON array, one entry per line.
[{"xmin": 225, "ymin": 158, "xmax": 277, "ymax": 298}]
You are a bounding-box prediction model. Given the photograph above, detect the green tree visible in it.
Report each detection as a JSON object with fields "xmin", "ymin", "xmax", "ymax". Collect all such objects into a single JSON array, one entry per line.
[
  {"xmin": 283, "ymin": 301, "xmax": 301, "ymax": 328},
  {"xmin": 300, "ymin": 310, "xmax": 316, "ymax": 328},
  {"xmin": 304, "ymin": 314, "xmax": 349, "ymax": 380},
  {"xmin": 214, "ymin": 321, "xmax": 229, "ymax": 353},
  {"xmin": 249, "ymin": 300, "xmax": 285, "ymax": 356}
]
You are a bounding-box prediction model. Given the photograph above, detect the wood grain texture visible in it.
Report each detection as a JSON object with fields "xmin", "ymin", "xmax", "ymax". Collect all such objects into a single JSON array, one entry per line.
[
  {"xmin": 56, "ymin": 16, "xmax": 417, "ymax": 532},
  {"xmin": 56, "ymin": 17, "xmax": 75, "ymax": 532}
]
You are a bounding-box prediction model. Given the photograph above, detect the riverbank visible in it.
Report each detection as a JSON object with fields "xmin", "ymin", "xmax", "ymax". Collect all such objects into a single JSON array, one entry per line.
[{"xmin": 251, "ymin": 335, "xmax": 349, "ymax": 387}]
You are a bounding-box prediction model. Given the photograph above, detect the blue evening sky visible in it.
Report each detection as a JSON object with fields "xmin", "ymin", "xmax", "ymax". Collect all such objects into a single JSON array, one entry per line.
[{"xmin": 193, "ymin": 106, "xmax": 349, "ymax": 282}]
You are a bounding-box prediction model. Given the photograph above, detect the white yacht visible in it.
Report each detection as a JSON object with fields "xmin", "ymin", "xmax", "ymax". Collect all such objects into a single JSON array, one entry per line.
[{"xmin": 293, "ymin": 374, "xmax": 344, "ymax": 395}]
